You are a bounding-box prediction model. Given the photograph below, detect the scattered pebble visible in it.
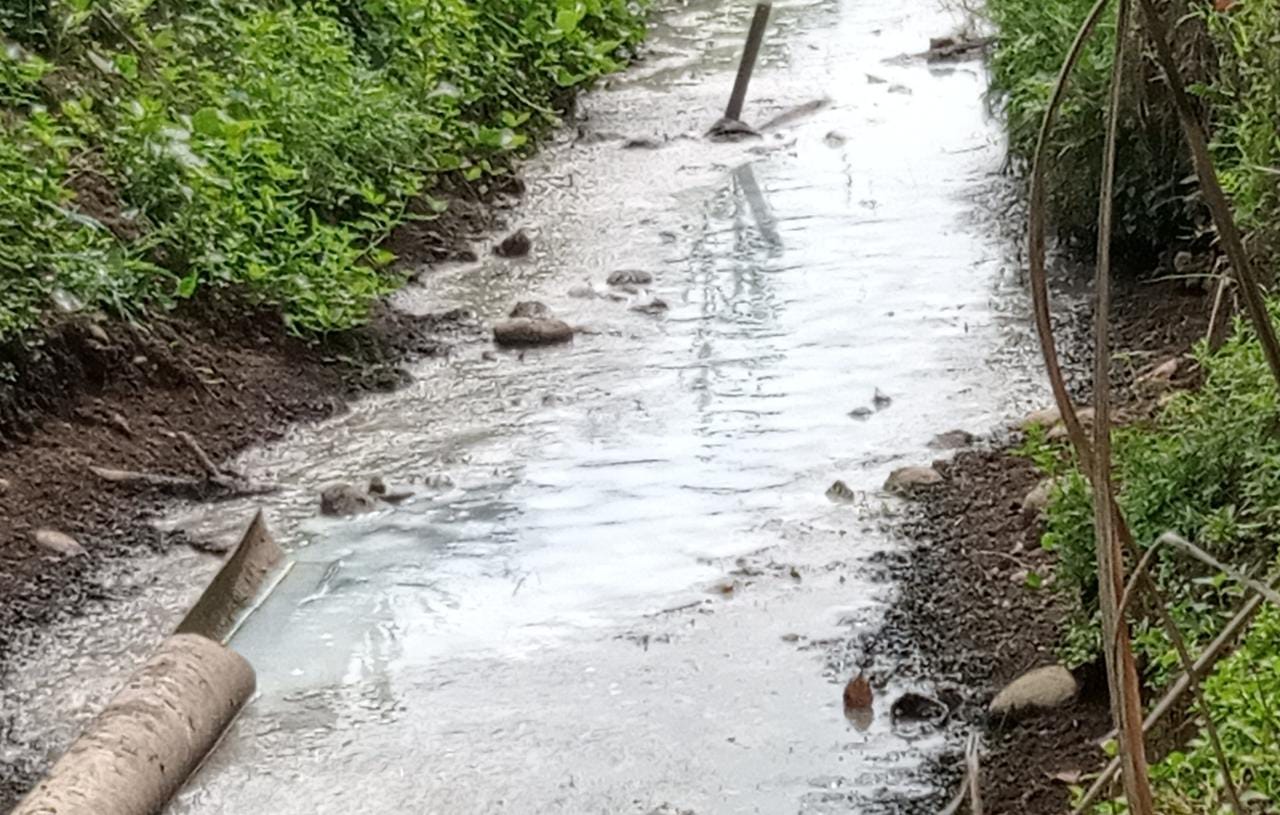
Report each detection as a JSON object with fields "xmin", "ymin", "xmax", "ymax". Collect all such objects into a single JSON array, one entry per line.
[
  {"xmin": 33, "ymin": 528, "xmax": 86, "ymax": 557},
  {"xmin": 929, "ymin": 429, "xmax": 975, "ymax": 449},
  {"xmin": 826, "ymin": 480, "xmax": 857, "ymax": 502},
  {"xmin": 884, "ymin": 465, "xmax": 942, "ymax": 492},
  {"xmin": 607, "ymin": 269, "xmax": 654, "ymax": 287},
  {"xmin": 493, "ymin": 228, "xmax": 531, "ymax": 258},
  {"xmin": 630, "ymin": 298, "xmax": 669, "ymax": 316},
  {"xmin": 509, "ymin": 301, "xmax": 554, "ymax": 319}
]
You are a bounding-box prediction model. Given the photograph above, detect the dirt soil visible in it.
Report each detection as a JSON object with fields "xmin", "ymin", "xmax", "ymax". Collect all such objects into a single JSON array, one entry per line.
[
  {"xmin": 873, "ymin": 277, "xmax": 1213, "ymax": 814},
  {"xmin": 0, "ymin": 194, "xmax": 505, "ymax": 807}
]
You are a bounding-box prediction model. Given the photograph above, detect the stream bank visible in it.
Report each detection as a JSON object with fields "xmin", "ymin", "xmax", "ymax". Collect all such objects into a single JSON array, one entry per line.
[{"xmin": 881, "ymin": 277, "xmax": 1213, "ymax": 812}]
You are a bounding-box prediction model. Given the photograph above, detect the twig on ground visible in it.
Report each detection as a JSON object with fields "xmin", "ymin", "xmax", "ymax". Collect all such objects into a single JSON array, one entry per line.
[{"xmin": 966, "ymin": 732, "xmax": 983, "ymax": 815}]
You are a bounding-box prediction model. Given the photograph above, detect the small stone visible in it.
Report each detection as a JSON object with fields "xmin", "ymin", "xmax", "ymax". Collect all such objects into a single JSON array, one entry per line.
[
  {"xmin": 873, "ymin": 388, "xmax": 892, "ymax": 408},
  {"xmin": 1022, "ymin": 478, "xmax": 1055, "ymax": 515},
  {"xmin": 0, "ymin": 477, "xmax": 9, "ymax": 493},
  {"xmin": 866, "ymin": 74, "xmax": 887, "ymax": 84},
  {"xmin": 33, "ymin": 529, "xmax": 87, "ymax": 557},
  {"xmin": 848, "ymin": 406, "xmax": 873, "ymax": 420},
  {"xmin": 509, "ymin": 301, "xmax": 553, "ymax": 319},
  {"xmin": 1018, "ymin": 405, "xmax": 1061, "ymax": 431},
  {"xmin": 493, "ymin": 318, "xmax": 574, "ymax": 348},
  {"xmin": 493, "ymin": 229, "xmax": 532, "ymax": 258},
  {"xmin": 888, "ymin": 83, "xmax": 913, "ymax": 95},
  {"xmin": 320, "ymin": 483, "xmax": 377, "ymax": 517},
  {"xmin": 622, "ymin": 137, "xmax": 662, "ymax": 150},
  {"xmin": 368, "ymin": 476, "xmax": 387, "ymax": 496},
  {"xmin": 607, "ymin": 269, "xmax": 654, "ymax": 287},
  {"xmin": 481, "ymin": 350, "xmax": 498, "ymax": 362},
  {"xmin": 1139, "ymin": 357, "xmax": 1180, "ymax": 385},
  {"xmin": 989, "ymin": 665, "xmax": 1078, "ymax": 720},
  {"xmin": 423, "ymin": 474, "xmax": 455, "ymax": 489},
  {"xmin": 826, "ymin": 480, "xmax": 857, "ymax": 502},
  {"xmin": 884, "ymin": 466, "xmax": 942, "ymax": 493},
  {"xmin": 630, "ymin": 298, "xmax": 669, "ymax": 316},
  {"xmin": 929, "ymin": 429, "xmax": 975, "ymax": 449},
  {"xmin": 568, "ymin": 284, "xmax": 597, "ymax": 299},
  {"xmin": 824, "ymin": 130, "xmax": 848, "ymax": 147},
  {"xmin": 87, "ymin": 323, "xmax": 111, "ymax": 344}
]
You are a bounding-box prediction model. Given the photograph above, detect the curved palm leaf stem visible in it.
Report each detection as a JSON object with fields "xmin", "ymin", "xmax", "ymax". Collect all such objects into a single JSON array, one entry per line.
[
  {"xmin": 1133, "ymin": 0, "xmax": 1280, "ymax": 390},
  {"xmin": 1027, "ymin": 0, "xmax": 1112, "ymax": 472},
  {"xmin": 1090, "ymin": 1, "xmax": 1154, "ymax": 809}
]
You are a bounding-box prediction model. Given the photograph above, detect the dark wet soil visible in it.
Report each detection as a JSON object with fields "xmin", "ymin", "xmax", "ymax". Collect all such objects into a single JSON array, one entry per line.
[
  {"xmin": 877, "ymin": 277, "xmax": 1214, "ymax": 814},
  {"xmin": 0, "ymin": 198, "xmax": 492, "ymax": 807}
]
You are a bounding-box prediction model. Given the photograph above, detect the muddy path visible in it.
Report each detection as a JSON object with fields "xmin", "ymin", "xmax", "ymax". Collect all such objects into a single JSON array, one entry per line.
[{"xmin": 2, "ymin": 0, "xmax": 1084, "ymax": 811}]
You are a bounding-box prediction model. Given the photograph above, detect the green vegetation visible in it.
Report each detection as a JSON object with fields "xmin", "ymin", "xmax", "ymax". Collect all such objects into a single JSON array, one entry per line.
[
  {"xmin": 986, "ymin": 0, "xmax": 1280, "ymax": 254},
  {"xmin": 991, "ymin": 0, "xmax": 1280, "ymax": 808},
  {"xmin": 0, "ymin": 0, "xmax": 647, "ymax": 342}
]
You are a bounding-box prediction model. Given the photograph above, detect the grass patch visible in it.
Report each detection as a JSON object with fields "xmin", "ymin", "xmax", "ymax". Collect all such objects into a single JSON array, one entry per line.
[{"xmin": 0, "ymin": 0, "xmax": 647, "ymax": 345}]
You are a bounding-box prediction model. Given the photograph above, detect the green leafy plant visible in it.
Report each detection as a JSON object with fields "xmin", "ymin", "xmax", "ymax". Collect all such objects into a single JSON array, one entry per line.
[{"xmin": 0, "ymin": 0, "xmax": 648, "ymax": 340}]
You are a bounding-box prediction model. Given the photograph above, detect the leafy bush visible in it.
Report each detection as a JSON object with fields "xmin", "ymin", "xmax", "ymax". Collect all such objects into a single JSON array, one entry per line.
[
  {"xmin": 0, "ymin": 0, "xmax": 648, "ymax": 339},
  {"xmin": 984, "ymin": 0, "xmax": 1200, "ymax": 248}
]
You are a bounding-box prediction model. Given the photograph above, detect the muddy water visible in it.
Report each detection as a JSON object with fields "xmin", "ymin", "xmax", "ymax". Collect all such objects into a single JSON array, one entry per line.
[{"xmin": 5, "ymin": 0, "xmax": 1054, "ymax": 812}]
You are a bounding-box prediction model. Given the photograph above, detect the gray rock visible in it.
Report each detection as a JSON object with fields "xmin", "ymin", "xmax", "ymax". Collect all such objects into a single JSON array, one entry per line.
[
  {"xmin": 929, "ymin": 429, "xmax": 975, "ymax": 449},
  {"xmin": 848, "ymin": 406, "xmax": 873, "ymax": 420},
  {"xmin": 493, "ymin": 229, "xmax": 531, "ymax": 258},
  {"xmin": 607, "ymin": 269, "xmax": 654, "ymax": 287},
  {"xmin": 568, "ymin": 284, "xmax": 597, "ymax": 299},
  {"xmin": 320, "ymin": 483, "xmax": 377, "ymax": 517},
  {"xmin": 989, "ymin": 665, "xmax": 1078, "ymax": 720},
  {"xmin": 826, "ymin": 480, "xmax": 856, "ymax": 502},
  {"xmin": 368, "ymin": 475, "xmax": 387, "ymax": 496},
  {"xmin": 891, "ymin": 692, "xmax": 950, "ymax": 726},
  {"xmin": 1022, "ymin": 478, "xmax": 1055, "ymax": 515},
  {"xmin": 493, "ymin": 318, "xmax": 574, "ymax": 348},
  {"xmin": 509, "ymin": 301, "xmax": 554, "ymax": 319},
  {"xmin": 1018, "ymin": 405, "xmax": 1061, "ymax": 431},
  {"xmin": 884, "ymin": 466, "xmax": 942, "ymax": 492},
  {"xmin": 33, "ymin": 529, "xmax": 86, "ymax": 557},
  {"xmin": 873, "ymin": 388, "xmax": 892, "ymax": 408}
]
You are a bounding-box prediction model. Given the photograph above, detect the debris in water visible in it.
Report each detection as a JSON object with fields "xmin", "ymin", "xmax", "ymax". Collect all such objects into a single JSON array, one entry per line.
[
  {"xmin": 824, "ymin": 131, "xmax": 848, "ymax": 147},
  {"xmin": 706, "ymin": 117, "xmax": 761, "ymax": 142},
  {"xmin": 873, "ymin": 388, "xmax": 893, "ymax": 408},
  {"xmin": 848, "ymin": 406, "xmax": 873, "ymax": 420},
  {"xmin": 865, "ymin": 74, "xmax": 887, "ymax": 84},
  {"xmin": 890, "ymin": 692, "xmax": 950, "ymax": 727},
  {"xmin": 843, "ymin": 671, "xmax": 873, "ymax": 711},
  {"xmin": 622, "ymin": 136, "xmax": 662, "ymax": 150}
]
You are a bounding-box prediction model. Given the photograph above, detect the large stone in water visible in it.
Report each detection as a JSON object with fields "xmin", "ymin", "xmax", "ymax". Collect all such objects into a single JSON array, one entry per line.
[
  {"xmin": 320, "ymin": 483, "xmax": 376, "ymax": 517},
  {"xmin": 492, "ymin": 318, "xmax": 574, "ymax": 348},
  {"xmin": 989, "ymin": 664, "xmax": 1078, "ymax": 720},
  {"xmin": 493, "ymin": 229, "xmax": 532, "ymax": 258},
  {"xmin": 884, "ymin": 466, "xmax": 942, "ymax": 493},
  {"xmin": 607, "ymin": 269, "xmax": 653, "ymax": 287}
]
